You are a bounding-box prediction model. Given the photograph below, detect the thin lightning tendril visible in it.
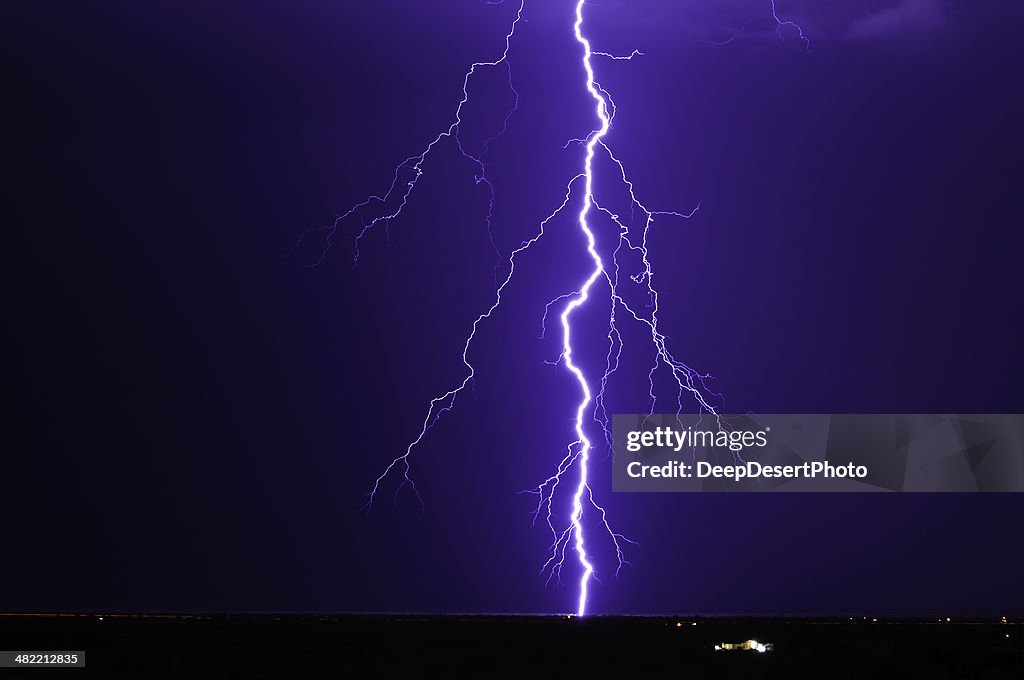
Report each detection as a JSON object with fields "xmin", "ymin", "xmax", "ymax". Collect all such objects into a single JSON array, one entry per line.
[
  {"xmin": 305, "ymin": 0, "xmax": 807, "ymax": 616},
  {"xmin": 289, "ymin": 2, "xmax": 524, "ymax": 267},
  {"xmin": 770, "ymin": 0, "xmax": 811, "ymax": 51}
]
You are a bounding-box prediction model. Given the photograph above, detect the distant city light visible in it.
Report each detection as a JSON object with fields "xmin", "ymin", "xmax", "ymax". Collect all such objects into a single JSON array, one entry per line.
[{"xmin": 715, "ymin": 639, "xmax": 773, "ymax": 653}]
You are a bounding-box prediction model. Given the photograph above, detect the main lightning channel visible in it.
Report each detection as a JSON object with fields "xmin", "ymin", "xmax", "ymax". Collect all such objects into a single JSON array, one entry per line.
[{"xmin": 559, "ymin": 0, "xmax": 610, "ymax": 619}]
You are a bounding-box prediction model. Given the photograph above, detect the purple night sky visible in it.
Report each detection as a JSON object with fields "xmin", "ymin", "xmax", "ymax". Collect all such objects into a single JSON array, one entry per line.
[{"xmin": 7, "ymin": 0, "xmax": 1024, "ymax": 616}]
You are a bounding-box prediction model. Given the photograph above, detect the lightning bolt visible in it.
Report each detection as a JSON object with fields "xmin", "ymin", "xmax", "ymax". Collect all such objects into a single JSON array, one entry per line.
[
  {"xmin": 552, "ymin": 0, "xmax": 611, "ymax": 616},
  {"xmin": 770, "ymin": 0, "xmax": 811, "ymax": 51},
  {"xmin": 301, "ymin": 0, "xmax": 807, "ymax": 616},
  {"xmin": 529, "ymin": 0, "xmax": 723, "ymax": 616},
  {"xmin": 707, "ymin": 2, "xmax": 810, "ymax": 49}
]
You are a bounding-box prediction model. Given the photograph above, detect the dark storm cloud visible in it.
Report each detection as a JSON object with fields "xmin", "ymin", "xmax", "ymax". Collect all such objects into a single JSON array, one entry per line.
[{"xmin": 845, "ymin": 0, "xmax": 948, "ymax": 40}]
